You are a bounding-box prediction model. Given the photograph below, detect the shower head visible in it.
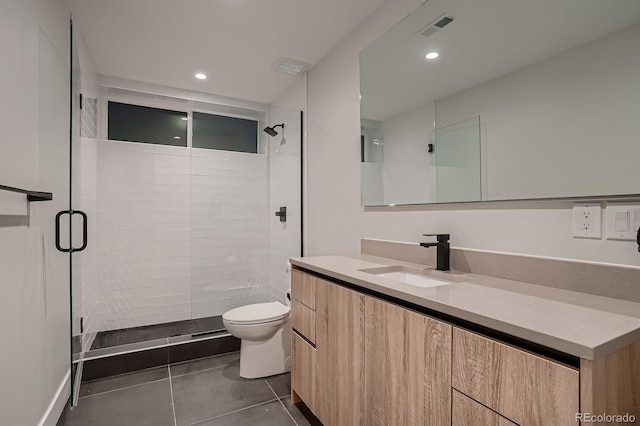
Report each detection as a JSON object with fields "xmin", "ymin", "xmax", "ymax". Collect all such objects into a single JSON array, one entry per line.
[{"xmin": 263, "ymin": 123, "xmax": 284, "ymax": 137}]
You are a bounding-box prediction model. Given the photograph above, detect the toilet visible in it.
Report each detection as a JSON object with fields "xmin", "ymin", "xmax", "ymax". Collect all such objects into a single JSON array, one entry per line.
[{"xmin": 223, "ymin": 301, "xmax": 292, "ymax": 379}]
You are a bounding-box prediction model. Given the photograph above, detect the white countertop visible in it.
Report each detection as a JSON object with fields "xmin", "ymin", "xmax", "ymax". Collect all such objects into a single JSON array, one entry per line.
[{"xmin": 290, "ymin": 254, "xmax": 640, "ymax": 361}]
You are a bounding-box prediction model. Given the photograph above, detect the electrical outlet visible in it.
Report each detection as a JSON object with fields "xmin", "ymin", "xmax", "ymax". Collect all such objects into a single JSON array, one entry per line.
[
  {"xmin": 605, "ymin": 203, "xmax": 640, "ymax": 240},
  {"xmin": 573, "ymin": 203, "xmax": 602, "ymax": 239}
]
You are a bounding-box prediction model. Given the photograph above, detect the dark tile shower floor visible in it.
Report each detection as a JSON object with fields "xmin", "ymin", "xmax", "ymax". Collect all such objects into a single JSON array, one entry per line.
[
  {"xmin": 58, "ymin": 352, "xmax": 321, "ymax": 426},
  {"xmin": 91, "ymin": 316, "xmax": 226, "ymax": 350}
]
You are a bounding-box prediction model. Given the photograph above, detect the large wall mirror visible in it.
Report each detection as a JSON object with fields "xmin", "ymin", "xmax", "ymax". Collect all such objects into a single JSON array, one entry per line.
[{"xmin": 360, "ymin": 0, "xmax": 640, "ymax": 206}]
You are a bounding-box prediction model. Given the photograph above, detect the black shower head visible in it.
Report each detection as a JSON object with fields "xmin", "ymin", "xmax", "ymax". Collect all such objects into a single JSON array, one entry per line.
[{"xmin": 263, "ymin": 123, "xmax": 284, "ymax": 137}]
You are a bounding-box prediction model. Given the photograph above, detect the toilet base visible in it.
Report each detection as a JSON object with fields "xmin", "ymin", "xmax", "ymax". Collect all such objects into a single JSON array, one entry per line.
[{"xmin": 239, "ymin": 321, "xmax": 291, "ymax": 379}]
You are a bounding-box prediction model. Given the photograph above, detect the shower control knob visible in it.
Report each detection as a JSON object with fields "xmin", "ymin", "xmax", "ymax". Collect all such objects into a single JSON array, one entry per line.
[{"xmin": 275, "ymin": 206, "xmax": 287, "ymax": 222}]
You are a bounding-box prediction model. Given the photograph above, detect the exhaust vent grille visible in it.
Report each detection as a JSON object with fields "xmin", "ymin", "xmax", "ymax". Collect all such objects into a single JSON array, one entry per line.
[
  {"xmin": 418, "ymin": 14, "xmax": 454, "ymax": 37},
  {"xmin": 434, "ymin": 16, "xmax": 454, "ymax": 28}
]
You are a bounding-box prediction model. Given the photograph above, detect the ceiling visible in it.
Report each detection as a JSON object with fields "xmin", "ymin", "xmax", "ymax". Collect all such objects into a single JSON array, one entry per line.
[
  {"xmin": 360, "ymin": 0, "xmax": 640, "ymax": 121},
  {"xmin": 65, "ymin": 0, "xmax": 385, "ymax": 104}
]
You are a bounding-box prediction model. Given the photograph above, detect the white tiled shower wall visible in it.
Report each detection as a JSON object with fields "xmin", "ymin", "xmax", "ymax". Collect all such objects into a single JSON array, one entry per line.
[
  {"xmin": 190, "ymin": 148, "xmax": 270, "ymax": 319},
  {"xmin": 268, "ymin": 107, "xmax": 303, "ymax": 303},
  {"xmin": 95, "ymin": 140, "xmax": 275, "ymax": 331}
]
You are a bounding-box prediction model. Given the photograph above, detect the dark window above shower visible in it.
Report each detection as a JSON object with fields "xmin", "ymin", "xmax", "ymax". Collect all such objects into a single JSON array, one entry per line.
[
  {"xmin": 192, "ymin": 112, "xmax": 258, "ymax": 154},
  {"xmin": 107, "ymin": 101, "xmax": 188, "ymax": 146}
]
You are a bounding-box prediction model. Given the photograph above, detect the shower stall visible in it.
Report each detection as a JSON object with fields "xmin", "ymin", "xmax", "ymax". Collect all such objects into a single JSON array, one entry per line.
[{"xmin": 66, "ymin": 23, "xmax": 303, "ymax": 403}]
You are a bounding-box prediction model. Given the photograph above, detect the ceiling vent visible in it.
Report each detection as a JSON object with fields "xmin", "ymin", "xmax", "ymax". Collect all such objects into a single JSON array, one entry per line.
[
  {"xmin": 418, "ymin": 14, "xmax": 454, "ymax": 37},
  {"xmin": 273, "ymin": 58, "xmax": 309, "ymax": 77}
]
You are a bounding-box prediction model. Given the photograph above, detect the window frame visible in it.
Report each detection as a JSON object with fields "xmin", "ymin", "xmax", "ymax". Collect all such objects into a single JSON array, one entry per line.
[
  {"xmin": 191, "ymin": 108, "xmax": 260, "ymax": 154},
  {"xmin": 98, "ymin": 85, "xmax": 268, "ymax": 155}
]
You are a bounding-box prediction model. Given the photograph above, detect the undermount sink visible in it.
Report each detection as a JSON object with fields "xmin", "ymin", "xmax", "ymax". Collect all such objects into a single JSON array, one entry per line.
[{"xmin": 359, "ymin": 266, "xmax": 451, "ymax": 288}]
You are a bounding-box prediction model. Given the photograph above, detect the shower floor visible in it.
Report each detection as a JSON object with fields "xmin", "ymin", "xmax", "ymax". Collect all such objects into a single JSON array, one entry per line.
[{"xmin": 90, "ymin": 315, "xmax": 226, "ymax": 350}]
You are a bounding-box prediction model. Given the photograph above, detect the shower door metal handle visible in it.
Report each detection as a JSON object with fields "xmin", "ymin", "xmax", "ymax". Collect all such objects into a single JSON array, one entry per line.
[{"xmin": 55, "ymin": 210, "xmax": 88, "ymax": 253}]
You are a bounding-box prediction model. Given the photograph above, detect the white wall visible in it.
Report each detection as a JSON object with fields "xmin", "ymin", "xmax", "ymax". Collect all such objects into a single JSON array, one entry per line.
[
  {"xmin": 307, "ymin": 0, "xmax": 429, "ymax": 256},
  {"xmin": 381, "ymin": 102, "xmax": 434, "ymax": 204},
  {"xmin": 0, "ymin": 0, "xmax": 74, "ymax": 425},
  {"xmin": 436, "ymin": 22, "xmax": 640, "ymax": 201},
  {"xmin": 306, "ymin": 0, "xmax": 640, "ymax": 268}
]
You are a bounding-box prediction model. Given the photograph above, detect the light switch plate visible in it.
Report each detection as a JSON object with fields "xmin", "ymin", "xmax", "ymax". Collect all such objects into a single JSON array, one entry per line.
[
  {"xmin": 606, "ymin": 203, "xmax": 640, "ymax": 240},
  {"xmin": 573, "ymin": 203, "xmax": 602, "ymax": 239}
]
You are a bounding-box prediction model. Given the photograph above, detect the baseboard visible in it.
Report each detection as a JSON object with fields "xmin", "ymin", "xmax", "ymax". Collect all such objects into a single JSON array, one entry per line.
[{"xmin": 38, "ymin": 370, "xmax": 71, "ymax": 426}]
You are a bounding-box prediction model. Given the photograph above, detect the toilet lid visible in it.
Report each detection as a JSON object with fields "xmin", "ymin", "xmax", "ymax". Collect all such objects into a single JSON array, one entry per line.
[{"xmin": 223, "ymin": 302, "xmax": 290, "ymax": 325}]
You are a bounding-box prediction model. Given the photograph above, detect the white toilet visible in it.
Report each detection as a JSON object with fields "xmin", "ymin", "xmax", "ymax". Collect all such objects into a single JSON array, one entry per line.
[{"xmin": 223, "ymin": 301, "xmax": 292, "ymax": 379}]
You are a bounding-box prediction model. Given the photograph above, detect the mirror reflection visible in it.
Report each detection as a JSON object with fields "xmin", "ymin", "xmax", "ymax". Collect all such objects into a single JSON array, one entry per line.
[{"xmin": 360, "ymin": 0, "xmax": 640, "ymax": 206}]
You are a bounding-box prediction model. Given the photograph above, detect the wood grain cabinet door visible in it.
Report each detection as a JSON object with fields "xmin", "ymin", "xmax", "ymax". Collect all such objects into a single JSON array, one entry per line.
[
  {"xmin": 291, "ymin": 268, "xmax": 316, "ymax": 309},
  {"xmin": 452, "ymin": 390, "xmax": 517, "ymax": 426},
  {"xmin": 452, "ymin": 327, "xmax": 579, "ymax": 426},
  {"xmin": 292, "ymin": 332, "xmax": 316, "ymax": 413},
  {"xmin": 364, "ymin": 296, "xmax": 452, "ymax": 426},
  {"xmin": 315, "ymin": 279, "xmax": 366, "ymax": 426}
]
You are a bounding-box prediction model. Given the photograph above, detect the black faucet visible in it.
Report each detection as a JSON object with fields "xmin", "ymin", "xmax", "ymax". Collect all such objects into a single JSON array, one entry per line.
[{"xmin": 420, "ymin": 234, "xmax": 450, "ymax": 271}]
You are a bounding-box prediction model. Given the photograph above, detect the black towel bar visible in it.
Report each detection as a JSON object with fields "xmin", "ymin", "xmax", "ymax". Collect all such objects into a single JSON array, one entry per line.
[{"xmin": 0, "ymin": 184, "xmax": 53, "ymax": 202}]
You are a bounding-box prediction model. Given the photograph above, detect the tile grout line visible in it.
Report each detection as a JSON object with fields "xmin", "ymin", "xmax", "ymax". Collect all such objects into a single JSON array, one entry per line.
[
  {"xmin": 186, "ymin": 398, "xmax": 280, "ymax": 426},
  {"xmin": 78, "ymin": 377, "xmax": 170, "ymax": 399},
  {"xmin": 169, "ymin": 351, "xmax": 239, "ymax": 368},
  {"xmin": 277, "ymin": 397, "xmax": 299, "ymax": 426},
  {"xmin": 169, "ymin": 357, "xmax": 240, "ymax": 379},
  {"xmin": 265, "ymin": 380, "xmax": 298, "ymax": 426},
  {"xmin": 168, "ymin": 365, "xmax": 178, "ymax": 426}
]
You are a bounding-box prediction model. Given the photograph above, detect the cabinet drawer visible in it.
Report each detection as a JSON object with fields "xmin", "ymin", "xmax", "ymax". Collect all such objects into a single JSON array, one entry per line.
[
  {"xmin": 452, "ymin": 327, "xmax": 579, "ymax": 426},
  {"xmin": 292, "ymin": 300, "xmax": 316, "ymax": 344},
  {"xmin": 292, "ymin": 332, "xmax": 316, "ymax": 413},
  {"xmin": 291, "ymin": 269, "xmax": 316, "ymax": 309},
  {"xmin": 453, "ymin": 390, "xmax": 516, "ymax": 426}
]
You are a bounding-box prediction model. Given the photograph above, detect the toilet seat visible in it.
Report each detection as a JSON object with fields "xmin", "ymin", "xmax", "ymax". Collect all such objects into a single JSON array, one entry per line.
[{"xmin": 223, "ymin": 302, "xmax": 290, "ymax": 325}]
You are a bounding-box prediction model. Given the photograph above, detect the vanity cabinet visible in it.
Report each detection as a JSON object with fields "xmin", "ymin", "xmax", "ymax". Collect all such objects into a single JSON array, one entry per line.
[
  {"xmin": 291, "ymin": 269, "xmax": 451, "ymax": 426},
  {"xmin": 365, "ymin": 296, "xmax": 451, "ymax": 426},
  {"xmin": 452, "ymin": 327, "xmax": 579, "ymax": 426},
  {"xmin": 290, "ymin": 269, "xmax": 319, "ymax": 413},
  {"xmin": 315, "ymin": 277, "xmax": 366, "ymax": 425},
  {"xmin": 290, "ymin": 267, "xmax": 638, "ymax": 426},
  {"xmin": 292, "ymin": 332, "xmax": 316, "ymax": 412}
]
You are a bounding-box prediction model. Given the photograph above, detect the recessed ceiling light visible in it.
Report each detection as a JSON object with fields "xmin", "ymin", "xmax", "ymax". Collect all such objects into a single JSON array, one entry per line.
[
  {"xmin": 173, "ymin": 136, "xmax": 182, "ymax": 140},
  {"xmin": 195, "ymin": 73, "xmax": 207, "ymax": 80},
  {"xmin": 425, "ymin": 51, "xmax": 440, "ymax": 60}
]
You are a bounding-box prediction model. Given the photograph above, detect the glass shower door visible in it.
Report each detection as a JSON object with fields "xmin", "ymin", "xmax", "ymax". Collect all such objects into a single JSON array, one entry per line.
[
  {"xmin": 67, "ymin": 18, "xmax": 89, "ymax": 404},
  {"xmin": 190, "ymin": 105, "xmax": 303, "ymax": 321},
  {"xmin": 429, "ymin": 116, "xmax": 482, "ymax": 203}
]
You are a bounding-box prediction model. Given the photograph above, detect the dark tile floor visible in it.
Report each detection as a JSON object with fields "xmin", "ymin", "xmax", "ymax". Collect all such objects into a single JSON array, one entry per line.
[
  {"xmin": 58, "ymin": 352, "xmax": 322, "ymax": 426},
  {"xmin": 91, "ymin": 316, "xmax": 226, "ymax": 350}
]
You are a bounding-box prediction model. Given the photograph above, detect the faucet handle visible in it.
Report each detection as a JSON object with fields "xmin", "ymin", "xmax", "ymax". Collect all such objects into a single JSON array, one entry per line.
[{"xmin": 423, "ymin": 233, "xmax": 450, "ymax": 242}]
